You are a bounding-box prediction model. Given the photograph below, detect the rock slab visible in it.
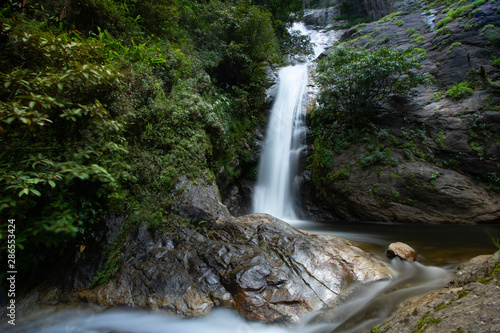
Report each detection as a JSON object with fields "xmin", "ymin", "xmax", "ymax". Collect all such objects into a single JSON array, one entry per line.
[{"xmin": 77, "ymin": 214, "xmax": 391, "ymax": 324}]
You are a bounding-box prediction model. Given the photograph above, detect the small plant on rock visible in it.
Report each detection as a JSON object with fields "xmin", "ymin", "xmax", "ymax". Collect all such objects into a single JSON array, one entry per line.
[{"xmin": 445, "ymin": 81, "xmax": 474, "ymax": 100}]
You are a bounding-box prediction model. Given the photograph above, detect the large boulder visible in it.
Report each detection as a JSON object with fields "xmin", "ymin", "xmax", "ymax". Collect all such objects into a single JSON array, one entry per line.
[
  {"xmin": 303, "ymin": 7, "xmax": 341, "ymax": 28},
  {"xmin": 76, "ymin": 214, "xmax": 391, "ymax": 324}
]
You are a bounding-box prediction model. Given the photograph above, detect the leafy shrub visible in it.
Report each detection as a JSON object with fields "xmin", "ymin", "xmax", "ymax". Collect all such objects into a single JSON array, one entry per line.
[
  {"xmin": 358, "ymin": 148, "xmax": 398, "ymax": 167},
  {"xmin": 492, "ymin": 56, "xmax": 500, "ymax": 69},
  {"xmin": 0, "ymin": 22, "xmax": 132, "ymax": 274},
  {"xmin": 410, "ymin": 33, "xmax": 426, "ymax": 44},
  {"xmin": 435, "ymin": 25, "xmax": 451, "ymax": 36},
  {"xmin": 445, "ymin": 81, "xmax": 474, "ymax": 100},
  {"xmin": 315, "ymin": 46, "xmax": 432, "ymax": 121}
]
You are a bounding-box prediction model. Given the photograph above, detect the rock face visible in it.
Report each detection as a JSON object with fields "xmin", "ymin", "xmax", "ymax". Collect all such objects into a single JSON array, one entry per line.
[
  {"xmin": 303, "ymin": 1, "xmax": 500, "ymax": 223},
  {"xmin": 174, "ymin": 175, "xmax": 232, "ymax": 223},
  {"xmin": 386, "ymin": 242, "xmax": 417, "ymax": 261},
  {"xmin": 76, "ymin": 214, "xmax": 391, "ymax": 324},
  {"xmin": 372, "ymin": 250, "xmax": 500, "ymax": 333},
  {"xmin": 303, "ymin": 7, "xmax": 341, "ymax": 28}
]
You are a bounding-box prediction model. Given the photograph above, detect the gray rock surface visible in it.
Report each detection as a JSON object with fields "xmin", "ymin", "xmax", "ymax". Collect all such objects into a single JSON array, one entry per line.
[
  {"xmin": 303, "ymin": 7, "xmax": 341, "ymax": 28},
  {"xmin": 76, "ymin": 214, "xmax": 391, "ymax": 324},
  {"xmin": 371, "ymin": 250, "xmax": 500, "ymax": 333},
  {"xmin": 174, "ymin": 175, "xmax": 232, "ymax": 223},
  {"xmin": 303, "ymin": 1, "xmax": 500, "ymax": 224}
]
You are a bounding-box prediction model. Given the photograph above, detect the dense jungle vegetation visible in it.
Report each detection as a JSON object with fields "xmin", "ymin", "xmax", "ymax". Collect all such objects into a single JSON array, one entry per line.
[{"xmin": 0, "ymin": 0, "xmax": 310, "ymax": 283}]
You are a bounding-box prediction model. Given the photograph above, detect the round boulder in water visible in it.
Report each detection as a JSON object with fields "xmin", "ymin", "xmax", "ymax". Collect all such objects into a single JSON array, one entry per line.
[{"xmin": 386, "ymin": 242, "xmax": 418, "ymax": 261}]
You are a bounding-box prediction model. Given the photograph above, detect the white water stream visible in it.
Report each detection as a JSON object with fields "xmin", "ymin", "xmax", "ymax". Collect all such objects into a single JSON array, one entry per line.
[
  {"xmin": 252, "ymin": 63, "xmax": 308, "ymax": 219},
  {"xmin": 253, "ymin": 22, "xmax": 337, "ymax": 220},
  {"xmin": 4, "ymin": 260, "xmax": 452, "ymax": 333}
]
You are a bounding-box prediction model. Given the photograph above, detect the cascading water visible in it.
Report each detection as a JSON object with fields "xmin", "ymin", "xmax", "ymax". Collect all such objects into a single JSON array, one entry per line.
[
  {"xmin": 252, "ymin": 22, "xmax": 336, "ymax": 220},
  {"xmin": 252, "ymin": 64, "xmax": 308, "ymax": 220}
]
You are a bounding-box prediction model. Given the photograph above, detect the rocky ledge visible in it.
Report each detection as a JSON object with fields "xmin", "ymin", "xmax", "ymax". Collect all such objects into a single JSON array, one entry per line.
[
  {"xmin": 372, "ymin": 250, "xmax": 500, "ymax": 332},
  {"xmin": 75, "ymin": 214, "xmax": 390, "ymax": 324}
]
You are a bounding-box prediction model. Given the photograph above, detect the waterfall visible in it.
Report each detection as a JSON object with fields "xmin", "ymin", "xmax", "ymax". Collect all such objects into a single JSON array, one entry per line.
[
  {"xmin": 252, "ymin": 64, "xmax": 308, "ymax": 220},
  {"xmin": 252, "ymin": 22, "xmax": 338, "ymax": 220}
]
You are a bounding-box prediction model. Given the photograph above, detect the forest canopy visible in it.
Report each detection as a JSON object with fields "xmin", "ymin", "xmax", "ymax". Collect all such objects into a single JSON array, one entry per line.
[{"xmin": 0, "ymin": 0, "xmax": 305, "ymax": 280}]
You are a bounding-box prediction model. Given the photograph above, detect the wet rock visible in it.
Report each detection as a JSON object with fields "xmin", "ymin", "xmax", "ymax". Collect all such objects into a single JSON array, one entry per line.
[
  {"xmin": 69, "ymin": 214, "xmax": 126, "ymax": 289},
  {"xmin": 303, "ymin": 7, "xmax": 340, "ymax": 28},
  {"xmin": 372, "ymin": 251, "xmax": 500, "ymax": 333},
  {"xmin": 173, "ymin": 175, "xmax": 232, "ymax": 223},
  {"xmin": 76, "ymin": 214, "xmax": 391, "ymax": 324},
  {"xmin": 446, "ymin": 254, "xmax": 493, "ymax": 288},
  {"xmin": 386, "ymin": 242, "xmax": 418, "ymax": 261}
]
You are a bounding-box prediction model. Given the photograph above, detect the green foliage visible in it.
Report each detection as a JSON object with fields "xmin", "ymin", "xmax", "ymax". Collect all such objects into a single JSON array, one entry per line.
[
  {"xmin": 0, "ymin": 20, "xmax": 133, "ymax": 278},
  {"xmin": 377, "ymin": 12, "xmax": 401, "ymax": 23},
  {"xmin": 481, "ymin": 172, "xmax": 500, "ymax": 191},
  {"xmin": 449, "ymin": 41, "xmax": 463, "ymax": 50},
  {"xmin": 445, "ymin": 81, "xmax": 474, "ymax": 100},
  {"xmin": 315, "ymin": 46, "xmax": 432, "ymax": 120},
  {"xmin": 410, "ymin": 33, "xmax": 426, "ymax": 44},
  {"xmin": 415, "ymin": 311, "xmax": 442, "ymax": 332},
  {"xmin": 434, "ymin": 91, "xmax": 443, "ymax": 101},
  {"xmin": 0, "ymin": 23, "xmax": 128, "ymax": 224},
  {"xmin": 435, "ymin": 25, "xmax": 452, "ymax": 36},
  {"xmin": 309, "ymin": 46, "xmax": 432, "ymax": 177},
  {"xmin": 480, "ymin": 24, "xmax": 500, "ymax": 44},
  {"xmin": 358, "ymin": 147, "xmax": 398, "ymax": 167},
  {"xmin": 436, "ymin": 0, "xmax": 488, "ymax": 28},
  {"xmin": 0, "ymin": 0, "xmax": 303, "ymax": 283},
  {"xmin": 492, "ymin": 56, "xmax": 500, "ymax": 69}
]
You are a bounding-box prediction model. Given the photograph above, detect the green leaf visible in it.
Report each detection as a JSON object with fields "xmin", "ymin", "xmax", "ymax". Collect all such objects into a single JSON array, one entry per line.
[
  {"xmin": 30, "ymin": 189, "xmax": 41, "ymax": 196},
  {"xmin": 19, "ymin": 188, "xmax": 29, "ymax": 197},
  {"xmin": 48, "ymin": 180, "xmax": 56, "ymax": 188}
]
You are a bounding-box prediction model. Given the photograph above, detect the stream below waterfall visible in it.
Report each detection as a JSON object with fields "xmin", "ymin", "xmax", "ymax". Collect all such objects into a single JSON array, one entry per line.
[{"xmin": 4, "ymin": 21, "xmax": 500, "ymax": 333}]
